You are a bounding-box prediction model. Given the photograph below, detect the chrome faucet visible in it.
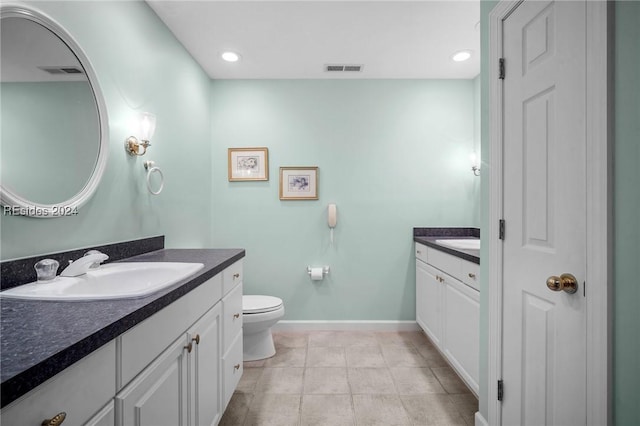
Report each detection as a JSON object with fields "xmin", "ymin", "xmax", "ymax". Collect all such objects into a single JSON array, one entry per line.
[{"xmin": 60, "ymin": 251, "xmax": 109, "ymax": 277}]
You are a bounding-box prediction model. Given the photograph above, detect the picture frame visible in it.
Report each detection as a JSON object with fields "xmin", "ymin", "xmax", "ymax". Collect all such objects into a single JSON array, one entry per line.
[
  {"xmin": 279, "ymin": 167, "xmax": 319, "ymax": 200},
  {"xmin": 228, "ymin": 147, "xmax": 269, "ymax": 181}
]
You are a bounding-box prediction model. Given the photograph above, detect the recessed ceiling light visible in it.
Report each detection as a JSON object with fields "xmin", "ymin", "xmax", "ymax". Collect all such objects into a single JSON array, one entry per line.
[
  {"xmin": 452, "ymin": 50, "xmax": 472, "ymax": 62},
  {"xmin": 221, "ymin": 51, "xmax": 241, "ymax": 62}
]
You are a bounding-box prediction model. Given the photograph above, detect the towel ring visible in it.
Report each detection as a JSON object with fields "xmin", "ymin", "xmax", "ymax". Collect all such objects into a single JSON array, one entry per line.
[{"xmin": 144, "ymin": 161, "xmax": 164, "ymax": 195}]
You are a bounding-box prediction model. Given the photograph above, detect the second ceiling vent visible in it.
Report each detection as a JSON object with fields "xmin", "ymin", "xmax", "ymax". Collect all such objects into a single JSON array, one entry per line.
[{"xmin": 325, "ymin": 64, "xmax": 363, "ymax": 72}]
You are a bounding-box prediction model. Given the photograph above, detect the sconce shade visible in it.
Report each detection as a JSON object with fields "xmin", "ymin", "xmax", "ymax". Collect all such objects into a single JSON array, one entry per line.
[{"xmin": 139, "ymin": 112, "xmax": 156, "ymax": 142}]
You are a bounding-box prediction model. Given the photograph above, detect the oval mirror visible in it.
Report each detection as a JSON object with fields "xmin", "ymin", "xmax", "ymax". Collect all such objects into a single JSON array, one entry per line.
[{"xmin": 0, "ymin": 6, "xmax": 108, "ymax": 218}]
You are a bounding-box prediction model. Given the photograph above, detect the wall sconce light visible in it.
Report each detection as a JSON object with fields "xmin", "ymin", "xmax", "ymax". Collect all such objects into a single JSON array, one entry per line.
[
  {"xmin": 125, "ymin": 112, "xmax": 156, "ymax": 156},
  {"xmin": 470, "ymin": 151, "xmax": 481, "ymax": 176}
]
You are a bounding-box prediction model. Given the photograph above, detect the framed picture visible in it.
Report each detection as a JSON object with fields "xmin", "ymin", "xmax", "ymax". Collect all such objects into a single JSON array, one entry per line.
[
  {"xmin": 228, "ymin": 147, "xmax": 269, "ymax": 181},
  {"xmin": 279, "ymin": 167, "xmax": 319, "ymax": 200}
]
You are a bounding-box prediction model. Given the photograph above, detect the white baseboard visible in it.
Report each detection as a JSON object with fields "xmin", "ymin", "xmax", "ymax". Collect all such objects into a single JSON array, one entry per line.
[
  {"xmin": 273, "ymin": 320, "xmax": 420, "ymax": 332},
  {"xmin": 475, "ymin": 411, "xmax": 488, "ymax": 426}
]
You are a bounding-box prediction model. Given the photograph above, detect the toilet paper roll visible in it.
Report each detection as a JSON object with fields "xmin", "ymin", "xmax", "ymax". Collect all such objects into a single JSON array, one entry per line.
[{"xmin": 310, "ymin": 267, "xmax": 324, "ymax": 281}]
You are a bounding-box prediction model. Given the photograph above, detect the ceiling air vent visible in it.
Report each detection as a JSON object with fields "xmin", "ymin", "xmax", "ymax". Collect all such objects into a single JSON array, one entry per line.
[
  {"xmin": 38, "ymin": 66, "xmax": 84, "ymax": 75},
  {"xmin": 325, "ymin": 64, "xmax": 363, "ymax": 72}
]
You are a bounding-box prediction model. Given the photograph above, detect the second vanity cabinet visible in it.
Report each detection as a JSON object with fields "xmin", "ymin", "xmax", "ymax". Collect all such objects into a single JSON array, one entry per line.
[{"xmin": 415, "ymin": 242, "xmax": 479, "ymax": 396}]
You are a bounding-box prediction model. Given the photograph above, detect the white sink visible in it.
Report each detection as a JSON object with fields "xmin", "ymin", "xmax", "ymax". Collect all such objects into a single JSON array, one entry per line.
[
  {"xmin": 435, "ymin": 239, "xmax": 480, "ymax": 251},
  {"xmin": 0, "ymin": 262, "xmax": 204, "ymax": 301}
]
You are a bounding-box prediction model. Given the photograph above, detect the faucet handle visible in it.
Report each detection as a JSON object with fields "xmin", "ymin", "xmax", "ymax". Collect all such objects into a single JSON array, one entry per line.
[
  {"xmin": 34, "ymin": 259, "xmax": 59, "ymax": 282},
  {"xmin": 84, "ymin": 250, "xmax": 109, "ymax": 269}
]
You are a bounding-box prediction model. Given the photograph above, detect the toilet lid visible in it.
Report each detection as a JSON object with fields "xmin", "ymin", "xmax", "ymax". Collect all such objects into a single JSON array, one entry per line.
[{"xmin": 243, "ymin": 295, "xmax": 283, "ymax": 314}]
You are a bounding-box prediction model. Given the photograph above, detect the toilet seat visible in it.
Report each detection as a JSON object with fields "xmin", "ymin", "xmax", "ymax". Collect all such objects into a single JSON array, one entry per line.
[{"xmin": 243, "ymin": 295, "xmax": 283, "ymax": 314}]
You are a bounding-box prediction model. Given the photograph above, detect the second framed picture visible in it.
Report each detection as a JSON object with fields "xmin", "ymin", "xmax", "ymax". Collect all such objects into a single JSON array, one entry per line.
[
  {"xmin": 279, "ymin": 167, "xmax": 318, "ymax": 200},
  {"xmin": 228, "ymin": 147, "xmax": 269, "ymax": 181}
]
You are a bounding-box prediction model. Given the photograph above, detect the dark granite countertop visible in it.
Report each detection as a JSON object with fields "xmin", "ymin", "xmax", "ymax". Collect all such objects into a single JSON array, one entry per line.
[
  {"xmin": 413, "ymin": 227, "xmax": 480, "ymax": 264},
  {"xmin": 0, "ymin": 248, "xmax": 244, "ymax": 408}
]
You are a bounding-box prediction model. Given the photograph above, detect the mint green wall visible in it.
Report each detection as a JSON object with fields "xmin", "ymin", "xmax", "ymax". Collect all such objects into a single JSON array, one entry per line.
[
  {"xmin": 613, "ymin": 2, "xmax": 640, "ymax": 425},
  {"xmin": 478, "ymin": 1, "xmax": 498, "ymax": 421},
  {"xmin": 210, "ymin": 80, "xmax": 479, "ymax": 320},
  {"xmin": 479, "ymin": 1, "xmax": 640, "ymax": 423},
  {"xmin": 0, "ymin": 1, "xmax": 212, "ymax": 260}
]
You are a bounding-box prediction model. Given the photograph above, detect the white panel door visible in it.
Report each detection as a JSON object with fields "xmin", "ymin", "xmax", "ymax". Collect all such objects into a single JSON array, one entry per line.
[
  {"xmin": 117, "ymin": 336, "xmax": 188, "ymax": 426},
  {"xmin": 501, "ymin": 1, "xmax": 587, "ymax": 425},
  {"xmin": 189, "ymin": 303, "xmax": 222, "ymax": 426},
  {"xmin": 443, "ymin": 276, "xmax": 480, "ymax": 395},
  {"xmin": 416, "ymin": 260, "xmax": 442, "ymax": 346}
]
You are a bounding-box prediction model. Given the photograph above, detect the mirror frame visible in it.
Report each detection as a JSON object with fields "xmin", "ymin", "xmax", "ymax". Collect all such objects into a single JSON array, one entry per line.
[{"xmin": 0, "ymin": 5, "xmax": 109, "ymax": 218}]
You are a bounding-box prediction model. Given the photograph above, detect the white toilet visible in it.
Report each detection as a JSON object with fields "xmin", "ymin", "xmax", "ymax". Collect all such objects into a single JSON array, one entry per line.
[{"xmin": 242, "ymin": 295, "xmax": 285, "ymax": 361}]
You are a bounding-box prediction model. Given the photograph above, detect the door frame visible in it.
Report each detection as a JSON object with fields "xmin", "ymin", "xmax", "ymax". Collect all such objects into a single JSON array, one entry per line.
[{"xmin": 487, "ymin": 1, "xmax": 612, "ymax": 425}]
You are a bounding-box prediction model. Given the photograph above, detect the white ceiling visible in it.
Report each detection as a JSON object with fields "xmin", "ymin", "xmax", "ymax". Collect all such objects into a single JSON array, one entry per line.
[{"xmin": 146, "ymin": 1, "xmax": 480, "ymax": 80}]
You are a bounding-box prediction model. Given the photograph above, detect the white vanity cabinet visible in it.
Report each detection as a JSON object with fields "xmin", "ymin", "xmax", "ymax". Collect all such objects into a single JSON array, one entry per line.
[
  {"xmin": 415, "ymin": 242, "xmax": 479, "ymax": 395},
  {"xmin": 0, "ymin": 258, "xmax": 244, "ymax": 426}
]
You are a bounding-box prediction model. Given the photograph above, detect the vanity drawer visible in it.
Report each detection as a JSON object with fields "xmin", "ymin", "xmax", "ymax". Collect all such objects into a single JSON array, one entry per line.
[
  {"xmin": 118, "ymin": 273, "xmax": 222, "ymax": 388},
  {"xmin": 461, "ymin": 261, "xmax": 480, "ymax": 291},
  {"xmin": 222, "ymin": 333, "xmax": 243, "ymax": 408},
  {"xmin": 223, "ymin": 281, "xmax": 243, "ymax": 349},
  {"xmin": 223, "ymin": 260, "xmax": 243, "ymax": 295},
  {"xmin": 415, "ymin": 243, "xmax": 428, "ymax": 264},
  {"xmin": 0, "ymin": 341, "xmax": 115, "ymax": 426},
  {"xmin": 427, "ymin": 247, "xmax": 462, "ymax": 280}
]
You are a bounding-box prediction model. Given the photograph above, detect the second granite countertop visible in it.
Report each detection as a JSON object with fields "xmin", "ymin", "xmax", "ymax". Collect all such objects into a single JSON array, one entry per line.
[
  {"xmin": 413, "ymin": 227, "xmax": 480, "ymax": 264},
  {"xmin": 0, "ymin": 248, "xmax": 245, "ymax": 408}
]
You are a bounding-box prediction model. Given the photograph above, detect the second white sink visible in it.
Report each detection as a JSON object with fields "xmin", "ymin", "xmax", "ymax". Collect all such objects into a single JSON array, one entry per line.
[
  {"xmin": 435, "ymin": 238, "xmax": 480, "ymax": 251},
  {"xmin": 0, "ymin": 262, "xmax": 205, "ymax": 301}
]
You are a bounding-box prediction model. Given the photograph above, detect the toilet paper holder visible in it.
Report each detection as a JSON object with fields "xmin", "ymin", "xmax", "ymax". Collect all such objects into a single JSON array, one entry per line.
[{"xmin": 306, "ymin": 266, "xmax": 330, "ymax": 277}]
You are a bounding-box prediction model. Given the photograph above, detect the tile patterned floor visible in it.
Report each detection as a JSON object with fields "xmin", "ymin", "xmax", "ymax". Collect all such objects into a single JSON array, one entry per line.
[{"xmin": 220, "ymin": 330, "xmax": 478, "ymax": 426}]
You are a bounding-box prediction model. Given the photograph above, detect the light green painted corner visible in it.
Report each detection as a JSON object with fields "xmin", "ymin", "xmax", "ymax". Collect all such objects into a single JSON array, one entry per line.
[
  {"xmin": 210, "ymin": 80, "xmax": 480, "ymax": 321},
  {"xmin": 0, "ymin": 0, "xmax": 212, "ymax": 260}
]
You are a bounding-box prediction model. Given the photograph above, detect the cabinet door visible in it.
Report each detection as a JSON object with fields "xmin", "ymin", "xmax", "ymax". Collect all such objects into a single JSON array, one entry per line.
[
  {"xmin": 188, "ymin": 303, "xmax": 222, "ymax": 426},
  {"xmin": 416, "ymin": 260, "xmax": 442, "ymax": 346},
  {"xmin": 222, "ymin": 333, "xmax": 243, "ymax": 409},
  {"xmin": 116, "ymin": 336, "xmax": 188, "ymax": 426},
  {"xmin": 442, "ymin": 274, "xmax": 480, "ymax": 395}
]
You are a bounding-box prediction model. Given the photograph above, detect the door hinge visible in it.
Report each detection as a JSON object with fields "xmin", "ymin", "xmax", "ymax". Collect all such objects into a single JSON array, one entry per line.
[
  {"xmin": 499, "ymin": 58, "xmax": 505, "ymax": 79},
  {"xmin": 498, "ymin": 380, "xmax": 504, "ymax": 401},
  {"xmin": 499, "ymin": 219, "xmax": 506, "ymax": 240}
]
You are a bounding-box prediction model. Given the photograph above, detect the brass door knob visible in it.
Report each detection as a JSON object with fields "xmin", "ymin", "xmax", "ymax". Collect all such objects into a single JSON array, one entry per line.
[
  {"xmin": 185, "ymin": 342, "xmax": 193, "ymax": 353},
  {"xmin": 192, "ymin": 334, "xmax": 200, "ymax": 345},
  {"xmin": 42, "ymin": 412, "xmax": 66, "ymax": 426},
  {"xmin": 546, "ymin": 273, "xmax": 578, "ymax": 294}
]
